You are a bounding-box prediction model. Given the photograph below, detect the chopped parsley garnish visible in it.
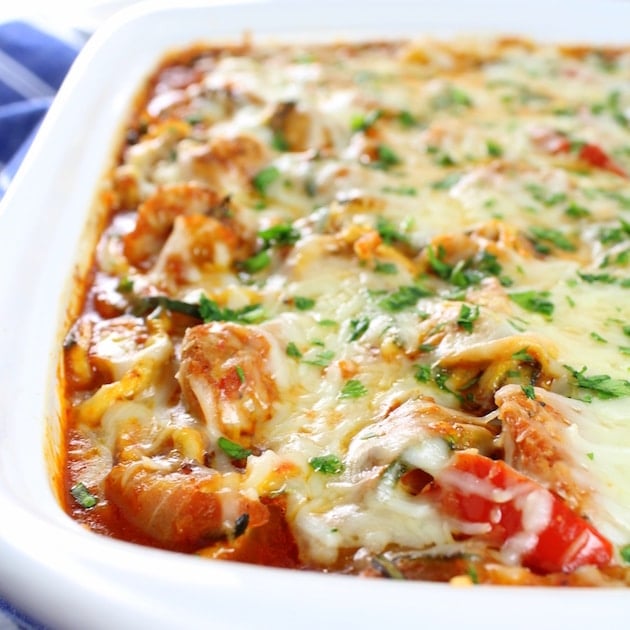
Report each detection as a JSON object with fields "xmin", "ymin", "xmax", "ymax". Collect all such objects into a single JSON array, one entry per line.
[
  {"xmin": 414, "ymin": 364, "xmax": 432, "ymax": 382},
  {"xmin": 117, "ymin": 277, "xmax": 134, "ymax": 293},
  {"xmin": 521, "ymin": 384, "xmax": 536, "ymax": 400},
  {"xmin": 294, "ymin": 296, "xmax": 315, "ymax": 310},
  {"xmin": 398, "ymin": 110, "xmax": 418, "ymax": 127},
  {"xmin": 512, "ymin": 348, "xmax": 536, "ymax": 363},
  {"xmin": 427, "ymin": 246, "xmax": 504, "ymax": 288},
  {"xmin": 199, "ymin": 295, "xmax": 265, "ymax": 324},
  {"xmin": 240, "ymin": 250, "xmax": 271, "ymax": 273},
  {"xmin": 621, "ymin": 544, "xmax": 630, "ymax": 564},
  {"xmin": 303, "ymin": 349, "xmax": 335, "ymax": 367},
  {"xmin": 381, "ymin": 185, "xmax": 417, "ymax": 197},
  {"xmin": 351, "ymin": 109, "xmax": 381, "ymax": 132},
  {"xmin": 271, "ymin": 132, "xmax": 289, "ymax": 151},
  {"xmin": 286, "ymin": 341, "xmax": 303, "ymax": 358},
  {"xmin": 431, "ymin": 173, "xmax": 462, "ymax": 190},
  {"xmin": 529, "ymin": 226, "xmax": 576, "ymax": 252},
  {"xmin": 252, "ymin": 165, "xmax": 280, "ymax": 195},
  {"xmin": 432, "ymin": 85, "xmax": 473, "ymax": 110},
  {"xmin": 486, "ymin": 139, "xmax": 503, "ymax": 157},
  {"xmin": 218, "ymin": 436, "xmax": 252, "ymax": 459},
  {"xmin": 509, "ymin": 290, "xmax": 554, "ymax": 317},
  {"xmin": 565, "ymin": 365, "xmax": 630, "ymax": 400},
  {"xmin": 525, "ymin": 183, "xmax": 567, "ymax": 207},
  {"xmin": 373, "ymin": 144, "xmax": 402, "ymax": 169},
  {"xmin": 426, "ymin": 245, "xmax": 452, "ymax": 280},
  {"xmin": 309, "ymin": 454, "xmax": 345, "ymax": 475},
  {"xmin": 599, "ymin": 219, "xmax": 630, "ymax": 245},
  {"xmin": 590, "ymin": 331, "xmax": 607, "ymax": 344},
  {"xmin": 456, "ymin": 303, "xmax": 480, "ymax": 333},
  {"xmin": 374, "ymin": 261, "xmax": 398, "ymax": 274},
  {"xmin": 565, "ymin": 203, "xmax": 591, "ymax": 219},
  {"xmin": 349, "ymin": 317, "xmax": 370, "ymax": 341},
  {"xmin": 378, "ymin": 285, "xmax": 432, "ymax": 312},
  {"xmin": 376, "ymin": 216, "xmax": 409, "ymax": 245},
  {"xmin": 70, "ymin": 482, "xmax": 98, "ymax": 509},
  {"xmin": 340, "ymin": 379, "xmax": 368, "ymax": 398},
  {"xmin": 259, "ymin": 223, "xmax": 301, "ymax": 247},
  {"xmin": 235, "ymin": 366, "xmax": 246, "ymax": 383}
]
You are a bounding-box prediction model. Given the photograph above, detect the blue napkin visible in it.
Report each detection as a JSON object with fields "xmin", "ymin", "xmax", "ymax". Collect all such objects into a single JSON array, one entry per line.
[
  {"xmin": 0, "ymin": 21, "xmax": 83, "ymax": 629},
  {"xmin": 0, "ymin": 20, "xmax": 82, "ymax": 198}
]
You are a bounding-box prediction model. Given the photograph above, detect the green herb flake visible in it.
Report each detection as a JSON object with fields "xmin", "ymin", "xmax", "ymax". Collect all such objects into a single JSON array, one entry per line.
[
  {"xmin": 294, "ymin": 296, "xmax": 315, "ymax": 310},
  {"xmin": 259, "ymin": 223, "xmax": 301, "ymax": 248},
  {"xmin": 271, "ymin": 132, "xmax": 289, "ymax": 151},
  {"xmin": 240, "ymin": 250, "xmax": 271, "ymax": 273},
  {"xmin": 467, "ymin": 566, "xmax": 480, "ymax": 585},
  {"xmin": 351, "ymin": 109, "xmax": 381, "ymax": 132},
  {"xmin": 457, "ymin": 304, "xmax": 480, "ymax": 333},
  {"xmin": 431, "ymin": 173, "xmax": 462, "ymax": 191},
  {"xmin": 70, "ymin": 482, "xmax": 98, "ymax": 509},
  {"xmin": 309, "ymin": 454, "xmax": 345, "ymax": 475},
  {"xmin": 198, "ymin": 295, "xmax": 265, "ymax": 325},
  {"xmin": 529, "ymin": 226, "xmax": 576, "ymax": 252},
  {"xmin": 374, "ymin": 144, "xmax": 402, "ymax": 169},
  {"xmin": 512, "ymin": 348, "xmax": 535, "ymax": 363},
  {"xmin": 521, "ymin": 384, "xmax": 536, "ymax": 400},
  {"xmin": 318, "ymin": 319, "xmax": 338, "ymax": 328},
  {"xmin": 117, "ymin": 277, "xmax": 134, "ymax": 293},
  {"xmin": 349, "ymin": 317, "xmax": 370, "ymax": 341},
  {"xmin": 414, "ymin": 364, "xmax": 432, "ymax": 383},
  {"xmin": 378, "ymin": 285, "xmax": 432, "ymax": 312},
  {"xmin": 486, "ymin": 140, "xmax": 503, "ymax": 158},
  {"xmin": 303, "ymin": 349, "xmax": 335, "ymax": 367},
  {"xmin": 340, "ymin": 379, "xmax": 368, "ymax": 399},
  {"xmin": 398, "ymin": 110, "xmax": 418, "ymax": 127},
  {"xmin": 432, "ymin": 85, "xmax": 474, "ymax": 110},
  {"xmin": 218, "ymin": 436, "xmax": 252, "ymax": 459},
  {"xmin": 426, "ymin": 245, "xmax": 452, "ymax": 280},
  {"xmin": 620, "ymin": 545, "xmax": 630, "ymax": 563},
  {"xmin": 509, "ymin": 290, "xmax": 554, "ymax": 317},
  {"xmin": 381, "ymin": 185, "xmax": 417, "ymax": 197},
  {"xmin": 286, "ymin": 341, "xmax": 302, "ymax": 359},
  {"xmin": 376, "ymin": 216, "xmax": 409, "ymax": 245},
  {"xmin": 235, "ymin": 366, "xmax": 246, "ymax": 383},
  {"xmin": 590, "ymin": 331, "xmax": 608, "ymax": 344},
  {"xmin": 252, "ymin": 165, "xmax": 280, "ymax": 195},
  {"xmin": 565, "ymin": 203, "xmax": 591, "ymax": 219},
  {"xmin": 374, "ymin": 261, "xmax": 398, "ymax": 275},
  {"xmin": 525, "ymin": 183, "xmax": 567, "ymax": 207},
  {"xmin": 586, "ymin": 452, "xmax": 595, "ymax": 461},
  {"xmin": 565, "ymin": 365, "xmax": 630, "ymax": 400}
]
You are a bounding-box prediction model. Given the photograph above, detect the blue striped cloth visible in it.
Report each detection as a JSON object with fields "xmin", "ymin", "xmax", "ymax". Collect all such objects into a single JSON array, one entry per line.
[
  {"xmin": 0, "ymin": 20, "xmax": 82, "ymax": 198},
  {"xmin": 0, "ymin": 21, "xmax": 83, "ymax": 629}
]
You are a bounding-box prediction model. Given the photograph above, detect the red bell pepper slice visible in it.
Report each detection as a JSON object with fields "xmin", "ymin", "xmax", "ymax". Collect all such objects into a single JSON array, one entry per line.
[
  {"xmin": 428, "ymin": 452, "xmax": 613, "ymax": 574},
  {"xmin": 531, "ymin": 128, "xmax": 627, "ymax": 178}
]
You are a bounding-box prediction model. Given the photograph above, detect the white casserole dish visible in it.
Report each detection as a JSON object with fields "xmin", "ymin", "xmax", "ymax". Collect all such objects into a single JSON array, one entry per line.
[{"xmin": 1, "ymin": 1, "xmax": 629, "ymax": 627}]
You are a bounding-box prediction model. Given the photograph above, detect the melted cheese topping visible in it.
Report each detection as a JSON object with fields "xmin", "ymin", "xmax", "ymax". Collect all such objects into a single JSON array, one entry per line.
[{"xmin": 61, "ymin": 37, "xmax": 630, "ymax": 584}]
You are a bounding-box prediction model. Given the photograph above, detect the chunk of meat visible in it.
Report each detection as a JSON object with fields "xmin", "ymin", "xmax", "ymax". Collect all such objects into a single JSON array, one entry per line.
[
  {"xmin": 151, "ymin": 213, "xmax": 255, "ymax": 291},
  {"xmin": 182, "ymin": 134, "xmax": 269, "ymax": 192},
  {"xmin": 177, "ymin": 322, "xmax": 278, "ymax": 446},
  {"xmin": 496, "ymin": 384, "xmax": 593, "ymax": 513},
  {"xmin": 345, "ymin": 396, "xmax": 497, "ymax": 484},
  {"xmin": 123, "ymin": 182, "xmax": 224, "ymax": 267},
  {"xmin": 105, "ymin": 461, "xmax": 269, "ymax": 550}
]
